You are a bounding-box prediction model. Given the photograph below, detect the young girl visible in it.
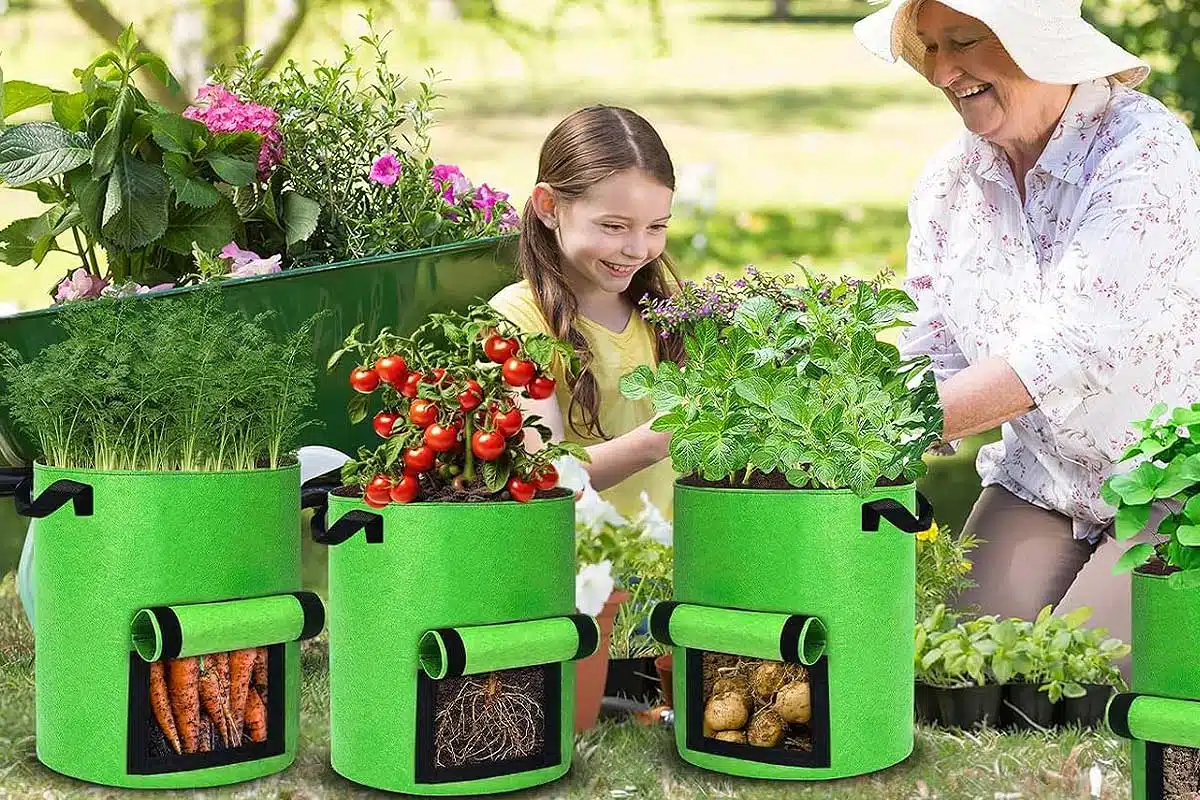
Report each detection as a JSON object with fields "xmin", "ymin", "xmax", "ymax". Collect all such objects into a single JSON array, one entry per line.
[{"xmin": 489, "ymin": 105, "xmax": 684, "ymax": 520}]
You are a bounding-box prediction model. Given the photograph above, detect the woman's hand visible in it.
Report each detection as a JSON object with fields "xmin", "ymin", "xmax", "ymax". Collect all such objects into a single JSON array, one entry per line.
[{"xmin": 938, "ymin": 356, "xmax": 1036, "ymax": 441}]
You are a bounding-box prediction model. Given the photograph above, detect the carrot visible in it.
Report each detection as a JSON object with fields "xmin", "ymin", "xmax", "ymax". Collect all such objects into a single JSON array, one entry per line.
[
  {"xmin": 198, "ymin": 716, "xmax": 212, "ymax": 753},
  {"xmin": 229, "ymin": 648, "xmax": 256, "ymax": 733},
  {"xmin": 212, "ymin": 651, "xmax": 230, "ymax": 698},
  {"xmin": 167, "ymin": 656, "xmax": 201, "ymax": 754},
  {"xmin": 243, "ymin": 687, "xmax": 268, "ymax": 743},
  {"xmin": 149, "ymin": 660, "xmax": 181, "ymax": 755},
  {"xmin": 198, "ymin": 657, "xmax": 230, "ymax": 746},
  {"xmin": 251, "ymin": 647, "xmax": 267, "ymax": 701}
]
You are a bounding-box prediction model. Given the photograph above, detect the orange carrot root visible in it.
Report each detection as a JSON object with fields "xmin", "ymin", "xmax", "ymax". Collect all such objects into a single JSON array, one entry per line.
[
  {"xmin": 230, "ymin": 648, "xmax": 256, "ymax": 733},
  {"xmin": 149, "ymin": 661, "xmax": 181, "ymax": 755},
  {"xmin": 167, "ymin": 657, "xmax": 201, "ymax": 754},
  {"xmin": 244, "ymin": 687, "xmax": 268, "ymax": 743},
  {"xmin": 198, "ymin": 658, "xmax": 230, "ymax": 746}
]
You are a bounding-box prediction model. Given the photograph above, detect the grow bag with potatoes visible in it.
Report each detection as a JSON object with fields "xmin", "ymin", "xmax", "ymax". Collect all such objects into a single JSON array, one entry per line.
[
  {"xmin": 17, "ymin": 463, "xmax": 310, "ymax": 789},
  {"xmin": 663, "ymin": 481, "xmax": 931, "ymax": 781},
  {"xmin": 312, "ymin": 488, "xmax": 578, "ymax": 796}
]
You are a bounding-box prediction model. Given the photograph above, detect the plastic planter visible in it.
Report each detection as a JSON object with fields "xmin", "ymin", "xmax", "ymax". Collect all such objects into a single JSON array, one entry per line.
[
  {"xmin": 1107, "ymin": 569, "xmax": 1200, "ymax": 799},
  {"xmin": 18, "ymin": 462, "xmax": 319, "ymax": 789},
  {"xmin": 654, "ymin": 481, "xmax": 931, "ymax": 780},
  {"xmin": 315, "ymin": 489, "xmax": 590, "ymax": 795}
]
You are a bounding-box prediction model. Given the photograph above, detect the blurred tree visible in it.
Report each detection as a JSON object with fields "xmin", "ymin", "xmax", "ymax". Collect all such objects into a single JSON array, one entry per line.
[
  {"xmin": 1085, "ymin": 0, "xmax": 1200, "ymax": 133},
  {"xmin": 774, "ymin": 0, "xmax": 790, "ymax": 17}
]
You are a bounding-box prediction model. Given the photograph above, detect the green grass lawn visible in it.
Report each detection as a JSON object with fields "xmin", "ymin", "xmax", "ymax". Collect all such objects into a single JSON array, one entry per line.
[{"xmin": 0, "ymin": 574, "xmax": 1132, "ymax": 799}]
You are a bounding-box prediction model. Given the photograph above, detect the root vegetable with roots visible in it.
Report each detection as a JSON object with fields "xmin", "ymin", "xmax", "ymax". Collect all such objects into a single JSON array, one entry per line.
[{"xmin": 434, "ymin": 671, "xmax": 544, "ymax": 767}]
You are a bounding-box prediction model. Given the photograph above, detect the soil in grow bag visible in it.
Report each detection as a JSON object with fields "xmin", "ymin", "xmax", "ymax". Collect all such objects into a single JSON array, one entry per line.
[
  {"xmin": 688, "ymin": 651, "xmax": 830, "ymax": 766},
  {"xmin": 414, "ymin": 663, "xmax": 561, "ymax": 784},
  {"xmin": 1147, "ymin": 743, "xmax": 1200, "ymax": 799},
  {"xmin": 128, "ymin": 646, "xmax": 284, "ymax": 774}
]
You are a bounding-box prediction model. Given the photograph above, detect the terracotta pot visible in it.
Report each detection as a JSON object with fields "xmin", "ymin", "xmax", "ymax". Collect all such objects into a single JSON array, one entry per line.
[
  {"xmin": 574, "ymin": 589, "xmax": 629, "ymax": 732},
  {"xmin": 655, "ymin": 653, "xmax": 673, "ymax": 707}
]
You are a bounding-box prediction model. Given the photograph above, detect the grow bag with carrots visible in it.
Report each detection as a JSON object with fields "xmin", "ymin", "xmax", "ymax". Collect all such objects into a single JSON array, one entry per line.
[
  {"xmin": 658, "ymin": 481, "xmax": 930, "ymax": 780},
  {"xmin": 1112, "ymin": 569, "xmax": 1200, "ymax": 800},
  {"xmin": 18, "ymin": 462, "xmax": 316, "ymax": 789},
  {"xmin": 313, "ymin": 488, "xmax": 577, "ymax": 796}
]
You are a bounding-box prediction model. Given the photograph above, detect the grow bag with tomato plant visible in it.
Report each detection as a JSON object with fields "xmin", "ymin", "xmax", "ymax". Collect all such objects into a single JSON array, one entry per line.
[
  {"xmin": 311, "ymin": 306, "xmax": 589, "ymax": 795},
  {"xmin": 17, "ymin": 464, "xmax": 309, "ymax": 789}
]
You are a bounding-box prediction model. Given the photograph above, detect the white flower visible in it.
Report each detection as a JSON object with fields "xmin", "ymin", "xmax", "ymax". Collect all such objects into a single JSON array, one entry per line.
[
  {"xmin": 634, "ymin": 490, "xmax": 673, "ymax": 546},
  {"xmin": 576, "ymin": 485, "xmax": 628, "ymax": 533},
  {"xmin": 552, "ymin": 454, "xmax": 591, "ymax": 492},
  {"xmin": 575, "ymin": 560, "xmax": 615, "ymax": 616}
]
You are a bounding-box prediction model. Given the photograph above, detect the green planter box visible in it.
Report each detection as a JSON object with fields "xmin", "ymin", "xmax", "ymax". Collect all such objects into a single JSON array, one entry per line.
[
  {"xmin": 20, "ymin": 462, "xmax": 320, "ymax": 788},
  {"xmin": 0, "ymin": 236, "xmax": 517, "ymax": 465},
  {"xmin": 1107, "ymin": 570, "xmax": 1200, "ymax": 799},
  {"xmin": 315, "ymin": 489, "xmax": 592, "ymax": 795},
  {"xmin": 654, "ymin": 481, "xmax": 930, "ymax": 780}
]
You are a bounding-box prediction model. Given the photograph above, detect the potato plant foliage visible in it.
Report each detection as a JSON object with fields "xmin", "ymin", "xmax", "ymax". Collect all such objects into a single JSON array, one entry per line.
[{"xmin": 621, "ymin": 267, "xmax": 943, "ymax": 495}]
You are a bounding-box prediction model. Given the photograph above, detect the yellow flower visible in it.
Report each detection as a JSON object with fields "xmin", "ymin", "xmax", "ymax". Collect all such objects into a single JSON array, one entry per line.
[
  {"xmin": 916, "ymin": 521, "xmax": 940, "ymax": 542},
  {"xmin": 960, "ymin": 559, "xmax": 973, "ymax": 573}
]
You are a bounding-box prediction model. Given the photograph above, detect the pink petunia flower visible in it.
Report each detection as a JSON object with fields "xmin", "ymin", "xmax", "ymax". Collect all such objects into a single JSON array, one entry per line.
[
  {"xmin": 220, "ymin": 241, "xmax": 282, "ymax": 278},
  {"xmin": 499, "ymin": 206, "xmax": 520, "ymax": 232},
  {"xmin": 54, "ymin": 267, "xmax": 109, "ymax": 303},
  {"xmin": 184, "ymin": 83, "xmax": 284, "ymax": 180},
  {"xmin": 369, "ymin": 153, "xmax": 402, "ymax": 186},
  {"xmin": 431, "ymin": 163, "xmax": 472, "ymax": 205},
  {"xmin": 471, "ymin": 183, "xmax": 508, "ymax": 223}
]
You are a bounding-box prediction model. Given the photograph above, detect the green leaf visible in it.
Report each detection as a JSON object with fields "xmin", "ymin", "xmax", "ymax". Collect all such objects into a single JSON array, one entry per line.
[
  {"xmin": 1112, "ymin": 542, "xmax": 1156, "ymax": 574},
  {"xmin": 619, "ymin": 365, "xmax": 656, "ymax": 400},
  {"xmin": 150, "ymin": 114, "xmax": 209, "ymax": 155},
  {"xmin": 134, "ymin": 52, "xmax": 182, "ymax": 94},
  {"xmin": 649, "ymin": 410, "xmax": 684, "ymax": 432},
  {"xmin": 771, "ymin": 393, "xmax": 808, "ymax": 426},
  {"xmin": 684, "ymin": 318, "xmax": 719, "ymax": 363},
  {"xmin": 31, "ymin": 234, "xmax": 54, "ymax": 264},
  {"xmin": 101, "ymin": 154, "xmax": 169, "ymax": 249},
  {"xmin": 1177, "ymin": 524, "xmax": 1200, "ymax": 546},
  {"xmin": 282, "ymin": 191, "xmax": 321, "ymax": 246},
  {"xmin": 117, "ymin": 25, "xmax": 139, "ymax": 56},
  {"xmin": 91, "ymin": 85, "xmax": 137, "ymax": 179},
  {"xmin": 1106, "ymin": 461, "xmax": 1163, "ymax": 506},
  {"xmin": 0, "ymin": 122, "xmax": 90, "ymax": 187},
  {"xmin": 160, "ymin": 194, "xmax": 239, "ymax": 254},
  {"xmin": 68, "ymin": 163, "xmax": 104, "ymax": 239},
  {"xmin": 0, "ymin": 68, "xmax": 5, "ymax": 132},
  {"xmin": 734, "ymin": 377, "xmax": 773, "ymax": 408},
  {"xmin": 1155, "ymin": 453, "xmax": 1200, "ymax": 497},
  {"xmin": 2, "ymin": 80, "xmax": 57, "ymax": 119},
  {"xmin": 164, "ymin": 154, "xmax": 221, "ymax": 209},
  {"xmin": 51, "ymin": 92, "xmax": 89, "ymax": 131},
  {"xmin": 1114, "ymin": 503, "xmax": 1152, "ymax": 541},
  {"xmin": 347, "ymin": 392, "xmax": 369, "ymax": 425},
  {"xmin": 205, "ymin": 152, "xmax": 256, "ymax": 187},
  {"xmin": 650, "ymin": 378, "xmax": 685, "ymax": 414},
  {"xmin": 481, "ymin": 460, "xmax": 511, "ymax": 493},
  {"xmin": 733, "ymin": 295, "xmax": 778, "ymax": 333},
  {"xmin": 701, "ymin": 434, "xmax": 744, "ymax": 482},
  {"xmin": 0, "ymin": 218, "xmax": 37, "ymax": 265},
  {"xmin": 669, "ymin": 430, "xmax": 706, "ymax": 474},
  {"xmin": 416, "ymin": 210, "xmax": 442, "ymax": 238}
]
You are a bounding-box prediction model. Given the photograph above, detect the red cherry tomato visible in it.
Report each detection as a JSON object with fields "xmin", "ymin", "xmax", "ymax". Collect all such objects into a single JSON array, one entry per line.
[
  {"xmin": 389, "ymin": 474, "xmax": 420, "ymax": 504},
  {"xmin": 471, "ymin": 430, "xmax": 507, "ymax": 461},
  {"xmin": 484, "ymin": 335, "xmax": 518, "ymax": 364},
  {"xmin": 409, "ymin": 399, "xmax": 438, "ymax": 428},
  {"xmin": 458, "ymin": 379, "xmax": 483, "ymax": 411},
  {"xmin": 493, "ymin": 406, "xmax": 523, "ymax": 438},
  {"xmin": 350, "ymin": 367, "xmax": 380, "ymax": 394},
  {"xmin": 507, "ymin": 476, "xmax": 536, "ymax": 503},
  {"xmin": 502, "ymin": 358, "xmax": 536, "ymax": 387},
  {"xmin": 364, "ymin": 493, "xmax": 389, "ymax": 509},
  {"xmin": 373, "ymin": 410, "xmax": 399, "ymax": 439},
  {"xmin": 403, "ymin": 446, "xmax": 436, "ymax": 474},
  {"xmin": 365, "ymin": 474, "xmax": 392, "ymax": 504},
  {"xmin": 424, "ymin": 423, "xmax": 459, "ymax": 453},
  {"xmin": 526, "ymin": 374, "xmax": 556, "ymax": 400},
  {"xmin": 374, "ymin": 355, "xmax": 408, "ymax": 387},
  {"xmin": 401, "ymin": 372, "xmax": 423, "ymax": 398},
  {"xmin": 534, "ymin": 464, "xmax": 559, "ymax": 491},
  {"xmin": 423, "ymin": 367, "xmax": 447, "ymax": 385}
]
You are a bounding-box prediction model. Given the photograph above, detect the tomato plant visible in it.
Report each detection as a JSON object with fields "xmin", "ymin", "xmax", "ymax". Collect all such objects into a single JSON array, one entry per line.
[{"xmin": 328, "ymin": 307, "xmax": 590, "ymax": 505}]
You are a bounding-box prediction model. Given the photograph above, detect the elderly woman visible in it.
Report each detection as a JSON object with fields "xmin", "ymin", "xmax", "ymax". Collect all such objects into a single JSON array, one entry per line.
[{"xmin": 853, "ymin": 0, "xmax": 1200, "ymax": 647}]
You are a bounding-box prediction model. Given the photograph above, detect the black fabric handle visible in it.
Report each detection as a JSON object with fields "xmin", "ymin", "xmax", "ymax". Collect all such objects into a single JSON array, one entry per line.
[
  {"xmin": 15, "ymin": 478, "xmax": 94, "ymax": 518},
  {"xmin": 861, "ymin": 491, "xmax": 933, "ymax": 534},
  {"xmin": 301, "ymin": 484, "xmax": 332, "ymax": 539},
  {"xmin": 0, "ymin": 466, "xmax": 32, "ymax": 497},
  {"xmin": 312, "ymin": 509, "xmax": 383, "ymax": 546}
]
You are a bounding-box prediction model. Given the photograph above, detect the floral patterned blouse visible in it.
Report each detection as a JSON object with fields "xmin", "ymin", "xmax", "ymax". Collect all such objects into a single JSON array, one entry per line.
[{"xmin": 899, "ymin": 78, "xmax": 1200, "ymax": 542}]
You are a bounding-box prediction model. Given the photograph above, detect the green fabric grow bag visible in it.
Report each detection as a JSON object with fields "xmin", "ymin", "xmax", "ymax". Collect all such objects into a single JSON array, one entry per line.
[
  {"xmin": 1115, "ymin": 569, "xmax": 1200, "ymax": 800},
  {"xmin": 660, "ymin": 481, "xmax": 929, "ymax": 780},
  {"xmin": 23, "ymin": 462, "xmax": 310, "ymax": 789},
  {"xmin": 318, "ymin": 489, "xmax": 577, "ymax": 796}
]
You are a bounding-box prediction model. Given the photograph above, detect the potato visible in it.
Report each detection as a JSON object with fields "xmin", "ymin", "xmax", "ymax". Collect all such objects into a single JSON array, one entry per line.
[
  {"xmin": 747, "ymin": 709, "xmax": 785, "ymax": 747},
  {"xmin": 751, "ymin": 662, "xmax": 787, "ymax": 698},
  {"xmin": 704, "ymin": 691, "xmax": 750, "ymax": 732},
  {"xmin": 713, "ymin": 730, "xmax": 747, "ymax": 744},
  {"xmin": 713, "ymin": 676, "xmax": 750, "ymax": 698},
  {"xmin": 776, "ymin": 680, "xmax": 811, "ymax": 724}
]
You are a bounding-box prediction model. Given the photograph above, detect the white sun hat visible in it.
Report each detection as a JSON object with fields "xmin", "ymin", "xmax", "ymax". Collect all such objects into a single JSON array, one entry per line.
[{"xmin": 853, "ymin": 0, "xmax": 1150, "ymax": 88}]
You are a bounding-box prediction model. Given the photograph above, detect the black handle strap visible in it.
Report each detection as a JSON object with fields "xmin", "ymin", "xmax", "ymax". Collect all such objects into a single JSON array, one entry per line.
[
  {"xmin": 0, "ymin": 466, "xmax": 32, "ymax": 497},
  {"xmin": 312, "ymin": 508, "xmax": 383, "ymax": 545},
  {"xmin": 861, "ymin": 491, "xmax": 933, "ymax": 534},
  {"xmin": 15, "ymin": 478, "xmax": 94, "ymax": 518}
]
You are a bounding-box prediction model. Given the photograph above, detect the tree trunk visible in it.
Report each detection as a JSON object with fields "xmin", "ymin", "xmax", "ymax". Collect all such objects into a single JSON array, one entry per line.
[{"xmin": 773, "ymin": 0, "xmax": 790, "ymax": 19}]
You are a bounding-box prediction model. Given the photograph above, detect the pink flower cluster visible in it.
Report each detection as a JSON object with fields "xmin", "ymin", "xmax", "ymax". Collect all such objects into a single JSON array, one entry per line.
[
  {"xmin": 54, "ymin": 268, "xmax": 108, "ymax": 303},
  {"xmin": 221, "ymin": 242, "xmax": 282, "ymax": 278},
  {"xmin": 184, "ymin": 84, "xmax": 284, "ymax": 179},
  {"xmin": 431, "ymin": 163, "xmax": 519, "ymax": 232}
]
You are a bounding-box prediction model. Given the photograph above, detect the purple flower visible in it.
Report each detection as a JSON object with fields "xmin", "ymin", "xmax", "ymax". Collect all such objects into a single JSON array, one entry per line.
[
  {"xmin": 54, "ymin": 268, "xmax": 109, "ymax": 303},
  {"xmin": 499, "ymin": 206, "xmax": 520, "ymax": 232},
  {"xmin": 220, "ymin": 241, "xmax": 282, "ymax": 278},
  {"xmin": 431, "ymin": 163, "xmax": 472, "ymax": 205},
  {"xmin": 472, "ymin": 183, "xmax": 508, "ymax": 222},
  {"xmin": 369, "ymin": 152, "xmax": 401, "ymax": 186}
]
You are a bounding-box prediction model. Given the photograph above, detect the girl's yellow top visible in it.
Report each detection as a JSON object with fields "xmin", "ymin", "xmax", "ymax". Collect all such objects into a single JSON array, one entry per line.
[{"xmin": 489, "ymin": 280, "xmax": 676, "ymax": 521}]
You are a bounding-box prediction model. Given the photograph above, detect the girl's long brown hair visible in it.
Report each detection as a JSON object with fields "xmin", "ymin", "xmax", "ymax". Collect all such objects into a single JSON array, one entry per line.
[{"xmin": 517, "ymin": 105, "xmax": 686, "ymax": 441}]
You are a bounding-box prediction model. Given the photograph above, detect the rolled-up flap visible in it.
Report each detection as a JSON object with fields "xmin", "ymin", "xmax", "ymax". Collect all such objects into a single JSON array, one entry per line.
[
  {"xmin": 131, "ymin": 591, "xmax": 325, "ymax": 662},
  {"xmin": 1107, "ymin": 693, "xmax": 1200, "ymax": 748},
  {"xmin": 419, "ymin": 614, "xmax": 599, "ymax": 680},
  {"xmin": 649, "ymin": 602, "xmax": 827, "ymax": 665}
]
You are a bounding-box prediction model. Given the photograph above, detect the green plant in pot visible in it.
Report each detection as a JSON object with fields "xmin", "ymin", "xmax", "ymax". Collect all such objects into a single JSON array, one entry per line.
[
  {"xmin": 1099, "ymin": 402, "xmax": 1200, "ymax": 799},
  {"xmin": 0, "ymin": 288, "xmax": 324, "ymax": 788},
  {"xmin": 914, "ymin": 606, "xmax": 1009, "ymax": 730},
  {"xmin": 314, "ymin": 304, "xmax": 600, "ymax": 795},
  {"xmin": 629, "ymin": 266, "xmax": 942, "ymax": 780}
]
